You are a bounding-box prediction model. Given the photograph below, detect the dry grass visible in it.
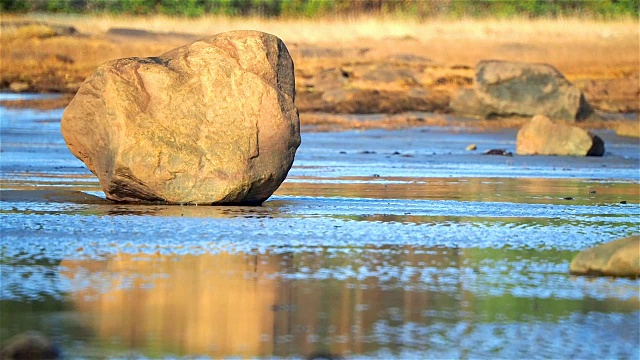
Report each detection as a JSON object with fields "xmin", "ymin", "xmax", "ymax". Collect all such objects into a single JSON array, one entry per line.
[
  {"xmin": 1, "ymin": 23, "xmax": 58, "ymax": 40},
  {"xmin": 2, "ymin": 13, "xmax": 638, "ymax": 79}
]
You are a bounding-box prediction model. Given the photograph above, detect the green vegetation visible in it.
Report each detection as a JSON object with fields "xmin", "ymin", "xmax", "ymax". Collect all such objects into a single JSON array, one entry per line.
[{"xmin": 1, "ymin": 0, "xmax": 638, "ymax": 19}]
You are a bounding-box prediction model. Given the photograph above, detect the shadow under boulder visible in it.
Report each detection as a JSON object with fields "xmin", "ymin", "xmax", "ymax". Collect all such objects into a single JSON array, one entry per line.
[{"xmin": 451, "ymin": 60, "xmax": 596, "ymax": 122}]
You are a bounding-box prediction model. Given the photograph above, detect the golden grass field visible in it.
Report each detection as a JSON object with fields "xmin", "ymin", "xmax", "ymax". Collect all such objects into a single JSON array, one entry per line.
[
  {"xmin": 3, "ymin": 13, "xmax": 638, "ymax": 75},
  {"xmin": 1, "ymin": 14, "xmax": 638, "ymax": 131}
]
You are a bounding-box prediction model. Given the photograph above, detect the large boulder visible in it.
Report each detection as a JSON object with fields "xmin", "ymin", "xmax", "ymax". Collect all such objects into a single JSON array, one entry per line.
[
  {"xmin": 451, "ymin": 60, "xmax": 595, "ymax": 121},
  {"xmin": 62, "ymin": 30, "xmax": 300, "ymax": 205},
  {"xmin": 570, "ymin": 236, "xmax": 640, "ymax": 277},
  {"xmin": 516, "ymin": 115, "xmax": 604, "ymax": 156}
]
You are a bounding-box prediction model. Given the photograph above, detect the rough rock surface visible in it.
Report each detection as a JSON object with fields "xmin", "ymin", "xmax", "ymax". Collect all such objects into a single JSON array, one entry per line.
[
  {"xmin": 570, "ymin": 236, "xmax": 640, "ymax": 277},
  {"xmin": 62, "ymin": 30, "xmax": 300, "ymax": 205},
  {"xmin": 516, "ymin": 115, "xmax": 604, "ymax": 156},
  {"xmin": 451, "ymin": 60, "xmax": 595, "ymax": 121}
]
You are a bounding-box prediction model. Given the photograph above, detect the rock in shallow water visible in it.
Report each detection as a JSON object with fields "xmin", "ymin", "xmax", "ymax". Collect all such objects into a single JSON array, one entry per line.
[
  {"xmin": 570, "ymin": 236, "xmax": 640, "ymax": 278},
  {"xmin": 516, "ymin": 115, "xmax": 604, "ymax": 156},
  {"xmin": 61, "ymin": 30, "xmax": 300, "ymax": 205}
]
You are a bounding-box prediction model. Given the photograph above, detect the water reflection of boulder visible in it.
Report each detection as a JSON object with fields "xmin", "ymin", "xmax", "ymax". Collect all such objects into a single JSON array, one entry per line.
[
  {"xmin": 58, "ymin": 248, "xmax": 461, "ymax": 357},
  {"xmin": 61, "ymin": 252, "xmax": 280, "ymax": 358},
  {"xmin": 58, "ymin": 247, "xmax": 639, "ymax": 357}
]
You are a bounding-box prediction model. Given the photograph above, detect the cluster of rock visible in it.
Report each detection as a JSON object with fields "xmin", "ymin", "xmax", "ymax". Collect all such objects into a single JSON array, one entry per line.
[
  {"xmin": 447, "ymin": 60, "xmax": 610, "ymax": 156},
  {"xmin": 62, "ymin": 30, "xmax": 300, "ymax": 205}
]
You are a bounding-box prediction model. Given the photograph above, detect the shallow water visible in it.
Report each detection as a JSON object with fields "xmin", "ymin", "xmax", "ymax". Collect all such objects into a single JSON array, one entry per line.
[{"xmin": 1, "ymin": 97, "xmax": 639, "ymax": 359}]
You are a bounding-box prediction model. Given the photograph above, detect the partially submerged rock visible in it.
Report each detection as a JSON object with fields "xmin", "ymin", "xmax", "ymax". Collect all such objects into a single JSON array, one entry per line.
[
  {"xmin": 451, "ymin": 60, "xmax": 595, "ymax": 121},
  {"xmin": 516, "ymin": 115, "xmax": 604, "ymax": 156},
  {"xmin": 570, "ymin": 236, "xmax": 640, "ymax": 278},
  {"xmin": 62, "ymin": 30, "xmax": 300, "ymax": 205}
]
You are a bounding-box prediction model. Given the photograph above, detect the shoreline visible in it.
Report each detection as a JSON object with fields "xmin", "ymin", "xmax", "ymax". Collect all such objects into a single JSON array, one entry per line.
[{"xmin": 1, "ymin": 93, "xmax": 636, "ymax": 134}]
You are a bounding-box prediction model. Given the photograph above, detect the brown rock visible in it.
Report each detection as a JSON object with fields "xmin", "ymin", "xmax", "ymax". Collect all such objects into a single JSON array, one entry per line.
[
  {"xmin": 451, "ymin": 60, "xmax": 595, "ymax": 121},
  {"xmin": 8, "ymin": 82, "xmax": 29, "ymax": 92},
  {"xmin": 61, "ymin": 30, "xmax": 300, "ymax": 205},
  {"xmin": 516, "ymin": 115, "xmax": 604, "ymax": 156},
  {"xmin": 570, "ymin": 236, "xmax": 640, "ymax": 277},
  {"xmin": 311, "ymin": 67, "xmax": 350, "ymax": 92},
  {"xmin": 351, "ymin": 65, "xmax": 419, "ymax": 91}
]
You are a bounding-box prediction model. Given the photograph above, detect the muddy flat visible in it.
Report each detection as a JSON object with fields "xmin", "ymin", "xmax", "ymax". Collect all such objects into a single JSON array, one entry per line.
[{"xmin": 1, "ymin": 97, "xmax": 638, "ymax": 358}]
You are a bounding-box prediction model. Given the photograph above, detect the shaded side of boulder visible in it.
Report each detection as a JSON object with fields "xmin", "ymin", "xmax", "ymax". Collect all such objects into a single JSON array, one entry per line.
[
  {"xmin": 516, "ymin": 115, "xmax": 604, "ymax": 156},
  {"xmin": 451, "ymin": 60, "xmax": 595, "ymax": 121},
  {"xmin": 61, "ymin": 30, "xmax": 300, "ymax": 205},
  {"xmin": 570, "ymin": 236, "xmax": 640, "ymax": 277}
]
